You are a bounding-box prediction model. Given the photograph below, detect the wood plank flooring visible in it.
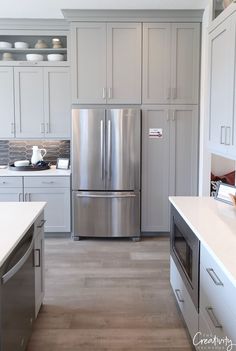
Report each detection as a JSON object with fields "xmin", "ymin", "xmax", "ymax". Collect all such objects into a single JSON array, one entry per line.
[{"xmin": 27, "ymin": 237, "xmax": 193, "ymax": 351}]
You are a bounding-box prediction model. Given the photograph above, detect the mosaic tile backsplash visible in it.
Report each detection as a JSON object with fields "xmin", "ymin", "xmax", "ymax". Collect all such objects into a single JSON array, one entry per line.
[{"xmin": 0, "ymin": 140, "xmax": 70, "ymax": 165}]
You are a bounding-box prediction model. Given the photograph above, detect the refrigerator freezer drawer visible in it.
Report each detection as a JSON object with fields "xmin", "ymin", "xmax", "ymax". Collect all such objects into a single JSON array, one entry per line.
[{"xmin": 73, "ymin": 191, "xmax": 140, "ymax": 238}]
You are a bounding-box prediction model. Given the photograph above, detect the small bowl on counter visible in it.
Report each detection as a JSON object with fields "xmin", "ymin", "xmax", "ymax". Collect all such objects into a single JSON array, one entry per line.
[
  {"xmin": 14, "ymin": 42, "xmax": 29, "ymax": 49},
  {"xmin": 47, "ymin": 54, "xmax": 64, "ymax": 62},
  {"xmin": 26, "ymin": 54, "xmax": 44, "ymax": 61},
  {"xmin": 0, "ymin": 41, "xmax": 12, "ymax": 49}
]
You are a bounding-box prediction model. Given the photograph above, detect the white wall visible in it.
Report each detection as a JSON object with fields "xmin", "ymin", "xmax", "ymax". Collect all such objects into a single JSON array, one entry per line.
[{"xmin": 0, "ymin": 0, "xmax": 207, "ymax": 19}]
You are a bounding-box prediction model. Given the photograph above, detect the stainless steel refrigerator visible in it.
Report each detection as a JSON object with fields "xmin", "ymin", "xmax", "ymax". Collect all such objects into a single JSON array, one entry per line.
[{"xmin": 72, "ymin": 108, "xmax": 141, "ymax": 240}]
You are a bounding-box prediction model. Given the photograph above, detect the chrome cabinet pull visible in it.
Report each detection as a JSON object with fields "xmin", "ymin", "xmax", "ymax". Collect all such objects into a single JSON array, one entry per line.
[
  {"xmin": 220, "ymin": 126, "xmax": 225, "ymax": 144},
  {"xmin": 42, "ymin": 181, "xmax": 54, "ymax": 184},
  {"xmin": 46, "ymin": 122, "xmax": 50, "ymax": 134},
  {"xmin": 102, "ymin": 88, "xmax": 106, "ymax": 99},
  {"xmin": 1, "ymin": 181, "xmax": 6, "ymax": 184},
  {"xmin": 175, "ymin": 289, "xmax": 184, "ymax": 303},
  {"xmin": 11, "ymin": 122, "xmax": 15, "ymax": 134},
  {"xmin": 108, "ymin": 87, "xmax": 112, "ymax": 99},
  {"xmin": 24, "ymin": 193, "xmax": 28, "ymax": 201},
  {"xmin": 167, "ymin": 110, "xmax": 170, "ymax": 121},
  {"xmin": 206, "ymin": 307, "xmax": 222, "ymax": 329},
  {"xmin": 108, "ymin": 119, "xmax": 111, "ymax": 180},
  {"xmin": 225, "ymin": 126, "xmax": 231, "ymax": 145},
  {"xmin": 37, "ymin": 219, "xmax": 46, "ymax": 228},
  {"xmin": 100, "ymin": 120, "xmax": 104, "ymax": 180},
  {"xmin": 167, "ymin": 88, "xmax": 171, "ymax": 100},
  {"xmin": 206, "ymin": 268, "xmax": 224, "ymax": 286},
  {"xmin": 34, "ymin": 249, "xmax": 41, "ymax": 268},
  {"xmin": 18, "ymin": 193, "xmax": 23, "ymax": 202},
  {"xmin": 40, "ymin": 123, "xmax": 45, "ymax": 134},
  {"xmin": 28, "ymin": 193, "xmax": 31, "ymax": 202},
  {"xmin": 172, "ymin": 110, "xmax": 176, "ymax": 121},
  {"xmin": 172, "ymin": 87, "xmax": 177, "ymax": 99}
]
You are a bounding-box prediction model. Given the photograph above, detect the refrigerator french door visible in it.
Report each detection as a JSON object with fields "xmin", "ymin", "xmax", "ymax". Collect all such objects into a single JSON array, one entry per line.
[{"xmin": 72, "ymin": 108, "xmax": 141, "ymax": 239}]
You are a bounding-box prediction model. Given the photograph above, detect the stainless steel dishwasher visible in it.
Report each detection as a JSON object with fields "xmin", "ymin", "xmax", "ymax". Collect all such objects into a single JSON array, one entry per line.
[{"xmin": 0, "ymin": 225, "xmax": 35, "ymax": 351}]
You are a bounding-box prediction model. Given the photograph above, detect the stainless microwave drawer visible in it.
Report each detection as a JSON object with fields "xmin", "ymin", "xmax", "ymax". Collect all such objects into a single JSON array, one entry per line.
[{"xmin": 73, "ymin": 191, "xmax": 140, "ymax": 238}]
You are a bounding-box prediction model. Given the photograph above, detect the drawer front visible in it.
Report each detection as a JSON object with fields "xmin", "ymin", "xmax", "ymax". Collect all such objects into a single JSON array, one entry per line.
[
  {"xmin": 200, "ymin": 263, "xmax": 236, "ymax": 342},
  {"xmin": 200, "ymin": 244, "xmax": 236, "ymax": 318},
  {"xmin": 170, "ymin": 256, "xmax": 198, "ymax": 339},
  {"xmin": 24, "ymin": 176, "xmax": 70, "ymax": 188},
  {"xmin": 0, "ymin": 176, "xmax": 23, "ymax": 188}
]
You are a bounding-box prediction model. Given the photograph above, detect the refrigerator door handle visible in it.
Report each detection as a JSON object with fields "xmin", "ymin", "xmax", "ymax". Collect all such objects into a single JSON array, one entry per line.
[
  {"xmin": 76, "ymin": 193, "xmax": 136, "ymax": 199},
  {"xmin": 108, "ymin": 119, "xmax": 111, "ymax": 180},
  {"xmin": 100, "ymin": 120, "xmax": 104, "ymax": 180}
]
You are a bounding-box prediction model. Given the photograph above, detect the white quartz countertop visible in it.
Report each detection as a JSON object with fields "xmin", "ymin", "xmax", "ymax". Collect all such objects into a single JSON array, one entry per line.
[
  {"xmin": 0, "ymin": 202, "xmax": 46, "ymax": 267},
  {"xmin": 169, "ymin": 196, "xmax": 236, "ymax": 287},
  {"xmin": 0, "ymin": 165, "xmax": 71, "ymax": 177}
]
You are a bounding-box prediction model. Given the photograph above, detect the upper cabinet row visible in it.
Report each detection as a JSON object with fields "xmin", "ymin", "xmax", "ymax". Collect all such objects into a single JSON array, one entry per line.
[
  {"xmin": 71, "ymin": 22, "xmax": 200, "ymax": 105},
  {"xmin": 0, "ymin": 66, "xmax": 70, "ymax": 139}
]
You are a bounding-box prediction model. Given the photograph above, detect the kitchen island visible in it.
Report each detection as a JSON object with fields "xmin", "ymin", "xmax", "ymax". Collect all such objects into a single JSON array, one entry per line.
[
  {"xmin": 169, "ymin": 196, "xmax": 236, "ymax": 350},
  {"xmin": 0, "ymin": 202, "xmax": 46, "ymax": 351}
]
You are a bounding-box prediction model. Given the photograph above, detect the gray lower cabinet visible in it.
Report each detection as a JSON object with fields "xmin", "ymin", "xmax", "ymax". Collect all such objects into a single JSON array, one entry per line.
[
  {"xmin": 141, "ymin": 105, "xmax": 198, "ymax": 232},
  {"xmin": 71, "ymin": 22, "xmax": 141, "ymax": 104},
  {"xmin": 34, "ymin": 213, "xmax": 45, "ymax": 318},
  {"xmin": 0, "ymin": 66, "xmax": 70, "ymax": 139},
  {"xmin": 143, "ymin": 23, "xmax": 200, "ymax": 105},
  {"xmin": 0, "ymin": 176, "xmax": 71, "ymax": 233},
  {"xmin": 0, "ymin": 67, "xmax": 15, "ymax": 139}
]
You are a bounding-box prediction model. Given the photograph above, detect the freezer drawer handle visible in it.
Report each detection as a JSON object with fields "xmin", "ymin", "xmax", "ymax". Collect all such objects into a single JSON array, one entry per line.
[
  {"xmin": 206, "ymin": 307, "xmax": 222, "ymax": 329},
  {"xmin": 175, "ymin": 289, "xmax": 184, "ymax": 303},
  {"xmin": 76, "ymin": 194, "xmax": 136, "ymax": 199},
  {"xmin": 1, "ymin": 235, "xmax": 34, "ymax": 285}
]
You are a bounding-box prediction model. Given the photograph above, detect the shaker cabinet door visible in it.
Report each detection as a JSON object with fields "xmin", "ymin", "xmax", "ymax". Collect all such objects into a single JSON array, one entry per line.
[
  {"xmin": 106, "ymin": 23, "xmax": 141, "ymax": 104},
  {"xmin": 0, "ymin": 67, "xmax": 15, "ymax": 139},
  {"xmin": 171, "ymin": 23, "xmax": 200, "ymax": 104},
  {"xmin": 14, "ymin": 67, "xmax": 44, "ymax": 138},
  {"xmin": 71, "ymin": 22, "xmax": 107, "ymax": 104},
  {"xmin": 169, "ymin": 105, "xmax": 199, "ymax": 197},
  {"xmin": 142, "ymin": 23, "xmax": 171, "ymax": 104},
  {"xmin": 141, "ymin": 107, "xmax": 171, "ymax": 232},
  {"xmin": 44, "ymin": 67, "xmax": 71, "ymax": 139}
]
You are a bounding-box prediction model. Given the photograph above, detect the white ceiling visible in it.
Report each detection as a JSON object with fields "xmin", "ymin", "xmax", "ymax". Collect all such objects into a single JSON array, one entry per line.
[{"xmin": 0, "ymin": 0, "xmax": 208, "ymax": 19}]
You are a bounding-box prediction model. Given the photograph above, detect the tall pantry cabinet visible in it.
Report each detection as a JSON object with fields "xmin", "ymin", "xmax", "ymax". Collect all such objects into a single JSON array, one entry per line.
[{"xmin": 141, "ymin": 23, "xmax": 200, "ymax": 232}]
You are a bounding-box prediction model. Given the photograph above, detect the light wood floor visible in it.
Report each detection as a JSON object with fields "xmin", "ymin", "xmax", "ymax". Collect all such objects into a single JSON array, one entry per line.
[{"xmin": 27, "ymin": 237, "xmax": 193, "ymax": 351}]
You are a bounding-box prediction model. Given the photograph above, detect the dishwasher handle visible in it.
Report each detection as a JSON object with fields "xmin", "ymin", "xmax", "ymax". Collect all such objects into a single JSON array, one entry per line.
[{"xmin": 1, "ymin": 234, "xmax": 35, "ymax": 285}]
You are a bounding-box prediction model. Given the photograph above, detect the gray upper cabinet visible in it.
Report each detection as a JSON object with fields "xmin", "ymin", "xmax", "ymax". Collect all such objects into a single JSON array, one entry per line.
[
  {"xmin": 171, "ymin": 23, "xmax": 200, "ymax": 104},
  {"xmin": 14, "ymin": 67, "xmax": 44, "ymax": 138},
  {"xmin": 141, "ymin": 106, "xmax": 170, "ymax": 232},
  {"xmin": 142, "ymin": 24, "xmax": 171, "ymax": 104},
  {"xmin": 142, "ymin": 23, "xmax": 200, "ymax": 105},
  {"xmin": 0, "ymin": 67, "xmax": 15, "ymax": 139},
  {"xmin": 44, "ymin": 67, "xmax": 71, "ymax": 138},
  {"xmin": 71, "ymin": 22, "xmax": 107, "ymax": 104},
  {"xmin": 208, "ymin": 16, "xmax": 235, "ymax": 157},
  {"xmin": 106, "ymin": 23, "xmax": 141, "ymax": 104},
  {"xmin": 71, "ymin": 22, "xmax": 141, "ymax": 104}
]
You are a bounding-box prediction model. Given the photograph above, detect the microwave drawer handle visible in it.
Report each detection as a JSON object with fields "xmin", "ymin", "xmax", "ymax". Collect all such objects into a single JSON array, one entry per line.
[
  {"xmin": 206, "ymin": 307, "xmax": 222, "ymax": 329},
  {"xmin": 37, "ymin": 219, "xmax": 46, "ymax": 228},
  {"xmin": 206, "ymin": 268, "xmax": 224, "ymax": 286},
  {"xmin": 76, "ymin": 194, "xmax": 136, "ymax": 199},
  {"xmin": 175, "ymin": 289, "xmax": 184, "ymax": 303},
  {"xmin": 1, "ymin": 235, "xmax": 34, "ymax": 285}
]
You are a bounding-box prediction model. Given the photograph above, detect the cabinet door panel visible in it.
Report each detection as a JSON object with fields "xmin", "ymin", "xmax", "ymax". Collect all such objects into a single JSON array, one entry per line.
[
  {"xmin": 107, "ymin": 23, "xmax": 141, "ymax": 104},
  {"xmin": 44, "ymin": 67, "xmax": 71, "ymax": 138},
  {"xmin": 25, "ymin": 188, "xmax": 71, "ymax": 232},
  {"xmin": 0, "ymin": 188, "xmax": 22, "ymax": 202},
  {"xmin": 170, "ymin": 105, "xmax": 198, "ymax": 196},
  {"xmin": 14, "ymin": 67, "xmax": 44, "ymax": 138},
  {"xmin": 71, "ymin": 23, "xmax": 106, "ymax": 104},
  {"xmin": 143, "ymin": 23, "xmax": 171, "ymax": 104},
  {"xmin": 171, "ymin": 23, "xmax": 200, "ymax": 104},
  {"xmin": 0, "ymin": 68, "xmax": 15, "ymax": 139},
  {"xmin": 141, "ymin": 107, "xmax": 170, "ymax": 232}
]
